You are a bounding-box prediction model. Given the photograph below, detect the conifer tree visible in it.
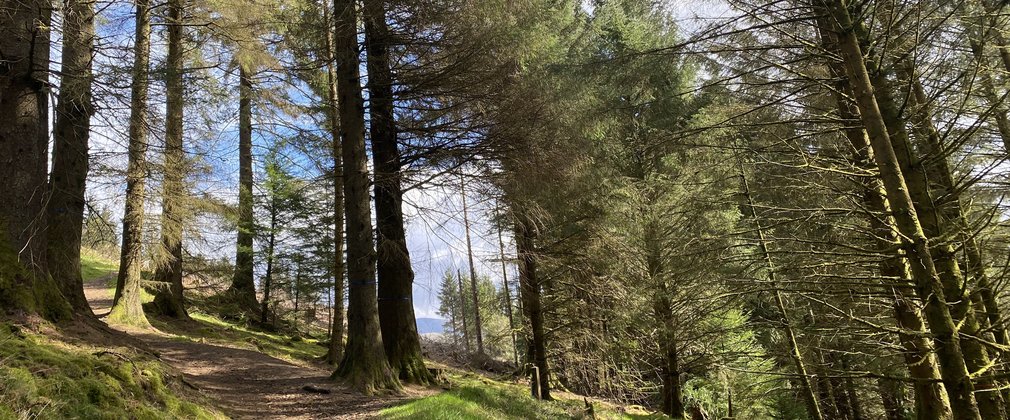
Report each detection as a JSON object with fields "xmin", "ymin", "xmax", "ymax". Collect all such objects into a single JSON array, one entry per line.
[{"xmin": 330, "ymin": 0, "xmax": 399, "ymax": 393}]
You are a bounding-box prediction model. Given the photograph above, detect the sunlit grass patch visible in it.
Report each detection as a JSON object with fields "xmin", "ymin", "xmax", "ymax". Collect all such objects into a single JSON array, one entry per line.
[
  {"xmin": 381, "ymin": 371, "xmax": 664, "ymax": 419},
  {"xmin": 149, "ymin": 310, "xmax": 327, "ymax": 364},
  {"xmin": 80, "ymin": 248, "xmax": 118, "ymax": 282}
]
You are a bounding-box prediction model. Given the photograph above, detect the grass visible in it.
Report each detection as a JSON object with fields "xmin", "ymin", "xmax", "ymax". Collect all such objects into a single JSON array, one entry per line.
[
  {"xmin": 80, "ymin": 248, "xmax": 119, "ymax": 282},
  {"xmin": 79, "ymin": 248, "xmax": 159, "ymax": 305},
  {"xmin": 149, "ymin": 309, "xmax": 328, "ymax": 365},
  {"xmin": 0, "ymin": 323, "xmax": 225, "ymax": 420},
  {"xmin": 381, "ymin": 370, "xmax": 667, "ymax": 420}
]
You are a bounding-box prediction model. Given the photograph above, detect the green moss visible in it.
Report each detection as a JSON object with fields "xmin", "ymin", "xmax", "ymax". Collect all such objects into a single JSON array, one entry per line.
[
  {"xmin": 0, "ymin": 324, "xmax": 225, "ymax": 419},
  {"xmin": 0, "ymin": 230, "xmax": 71, "ymax": 321},
  {"xmin": 381, "ymin": 372, "xmax": 664, "ymax": 419},
  {"xmin": 0, "ymin": 232, "xmax": 34, "ymax": 313},
  {"xmin": 80, "ymin": 248, "xmax": 119, "ymax": 282}
]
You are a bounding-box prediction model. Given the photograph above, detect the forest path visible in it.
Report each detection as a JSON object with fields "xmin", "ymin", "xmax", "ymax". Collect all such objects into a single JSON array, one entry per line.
[
  {"xmin": 83, "ymin": 276, "xmax": 421, "ymax": 419},
  {"xmin": 83, "ymin": 273, "xmax": 115, "ymax": 317}
]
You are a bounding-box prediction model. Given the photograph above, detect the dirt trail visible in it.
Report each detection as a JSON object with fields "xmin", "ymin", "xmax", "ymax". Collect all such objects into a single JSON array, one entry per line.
[
  {"xmin": 84, "ymin": 277, "xmax": 423, "ymax": 419},
  {"xmin": 83, "ymin": 273, "xmax": 115, "ymax": 317}
]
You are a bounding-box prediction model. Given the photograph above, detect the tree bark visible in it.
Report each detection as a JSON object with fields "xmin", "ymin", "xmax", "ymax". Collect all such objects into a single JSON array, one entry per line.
[
  {"xmin": 47, "ymin": 0, "xmax": 95, "ymax": 315},
  {"xmin": 814, "ymin": 17, "xmax": 952, "ymax": 418},
  {"xmin": 824, "ymin": 2, "xmax": 981, "ymax": 418},
  {"xmin": 364, "ymin": 0, "xmax": 432, "ymax": 385},
  {"xmin": 499, "ymin": 221, "xmax": 519, "ymax": 366},
  {"xmin": 330, "ymin": 0, "xmax": 399, "ymax": 394},
  {"xmin": 322, "ymin": 0, "xmax": 345, "ymax": 365},
  {"xmin": 260, "ymin": 195, "xmax": 277, "ymax": 325},
  {"xmin": 152, "ymin": 0, "xmax": 188, "ymax": 319},
  {"xmin": 516, "ymin": 215, "xmax": 550, "ymax": 400},
  {"xmin": 229, "ymin": 64, "xmax": 257, "ymax": 309},
  {"xmin": 110, "ymin": 0, "xmax": 153, "ymax": 327},
  {"xmin": 461, "ymin": 176, "xmax": 485, "ymax": 355},
  {"xmin": 457, "ymin": 268, "xmax": 471, "ymax": 352},
  {"xmin": 840, "ymin": 357, "xmax": 864, "ymax": 420},
  {"xmin": 896, "ymin": 61, "xmax": 1009, "ymax": 414},
  {"xmin": 0, "ymin": 0, "xmax": 71, "ymax": 320},
  {"xmin": 655, "ymin": 296, "xmax": 684, "ymax": 419}
]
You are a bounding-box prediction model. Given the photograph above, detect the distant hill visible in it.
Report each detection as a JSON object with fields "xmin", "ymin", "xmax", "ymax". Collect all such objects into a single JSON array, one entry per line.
[{"xmin": 416, "ymin": 317, "xmax": 445, "ymax": 334}]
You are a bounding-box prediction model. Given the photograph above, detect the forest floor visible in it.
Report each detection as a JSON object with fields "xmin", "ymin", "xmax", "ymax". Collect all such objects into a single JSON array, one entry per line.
[
  {"xmin": 83, "ymin": 276, "xmax": 429, "ymax": 419},
  {"xmin": 72, "ymin": 251, "xmax": 658, "ymax": 419}
]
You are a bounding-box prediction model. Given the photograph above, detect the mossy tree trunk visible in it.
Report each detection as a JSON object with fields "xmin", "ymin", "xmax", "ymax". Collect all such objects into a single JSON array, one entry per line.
[
  {"xmin": 873, "ymin": 72, "xmax": 1003, "ymax": 419},
  {"xmin": 0, "ymin": 0, "xmax": 71, "ymax": 321},
  {"xmin": 229, "ymin": 63, "xmax": 258, "ymax": 310},
  {"xmin": 824, "ymin": 2, "xmax": 981, "ymax": 418},
  {"xmin": 152, "ymin": 0, "xmax": 189, "ymax": 319},
  {"xmin": 516, "ymin": 216, "xmax": 550, "ymax": 400},
  {"xmin": 110, "ymin": 0, "xmax": 153, "ymax": 328},
  {"xmin": 896, "ymin": 61, "xmax": 1010, "ymax": 414},
  {"xmin": 815, "ymin": 18, "xmax": 952, "ymax": 418},
  {"xmin": 47, "ymin": 0, "xmax": 95, "ymax": 316},
  {"xmin": 364, "ymin": 0, "xmax": 432, "ymax": 385},
  {"xmin": 330, "ymin": 0, "xmax": 399, "ymax": 394}
]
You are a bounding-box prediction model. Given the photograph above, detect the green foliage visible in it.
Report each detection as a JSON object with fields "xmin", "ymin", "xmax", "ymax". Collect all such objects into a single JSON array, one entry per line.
[
  {"xmin": 0, "ymin": 324, "xmax": 224, "ymax": 419},
  {"xmin": 381, "ymin": 371, "xmax": 662, "ymax": 419},
  {"xmin": 253, "ymin": 140, "xmax": 335, "ymax": 332},
  {"xmin": 81, "ymin": 203, "xmax": 119, "ymax": 253},
  {"xmin": 437, "ymin": 270, "xmax": 514, "ymax": 358},
  {"xmin": 679, "ymin": 309, "xmax": 777, "ymax": 418}
]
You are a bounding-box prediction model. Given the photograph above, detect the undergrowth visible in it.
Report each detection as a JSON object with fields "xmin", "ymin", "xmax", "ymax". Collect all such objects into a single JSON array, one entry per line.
[
  {"xmin": 381, "ymin": 370, "xmax": 666, "ymax": 420},
  {"xmin": 148, "ymin": 309, "xmax": 327, "ymax": 365},
  {"xmin": 0, "ymin": 323, "xmax": 225, "ymax": 420}
]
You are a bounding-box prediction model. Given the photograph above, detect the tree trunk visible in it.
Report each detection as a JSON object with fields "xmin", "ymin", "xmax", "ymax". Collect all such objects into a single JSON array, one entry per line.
[
  {"xmin": 229, "ymin": 64, "xmax": 257, "ymax": 309},
  {"xmin": 815, "ymin": 369, "xmax": 840, "ymax": 420},
  {"xmin": 814, "ymin": 17, "xmax": 952, "ymax": 418},
  {"xmin": 330, "ymin": 0, "xmax": 399, "ymax": 394},
  {"xmin": 840, "ymin": 357, "xmax": 864, "ymax": 420},
  {"xmin": 655, "ymin": 296, "xmax": 684, "ymax": 419},
  {"xmin": 322, "ymin": 0, "xmax": 345, "ymax": 365},
  {"xmin": 739, "ymin": 163, "xmax": 823, "ymax": 420},
  {"xmin": 516, "ymin": 215, "xmax": 550, "ymax": 400},
  {"xmin": 896, "ymin": 61, "xmax": 1009, "ymax": 414},
  {"xmin": 152, "ymin": 0, "xmax": 188, "ymax": 319},
  {"xmin": 110, "ymin": 0, "xmax": 153, "ymax": 327},
  {"xmin": 824, "ymin": 3, "xmax": 980, "ymax": 418},
  {"xmin": 47, "ymin": 0, "xmax": 95, "ymax": 315},
  {"xmin": 0, "ymin": 0, "xmax": 71, "ymax": 320},
  {"xmin": 457, "ymin": 268, "xmax": 471, "ymax": 352},
  {"xmin": 499, "ymin": 221, "xmax": 519, "ymax": 366},
  {"xmin": 260, "ymin": 197, "xmax": 277, "ymax": 325},
  {"xmin": 364, "ymin": 0, "xmax": 432, "ymax": 385},
  {"xmin": 461, "ymin": 176, "xmax": 485, "ymax": 355}
]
